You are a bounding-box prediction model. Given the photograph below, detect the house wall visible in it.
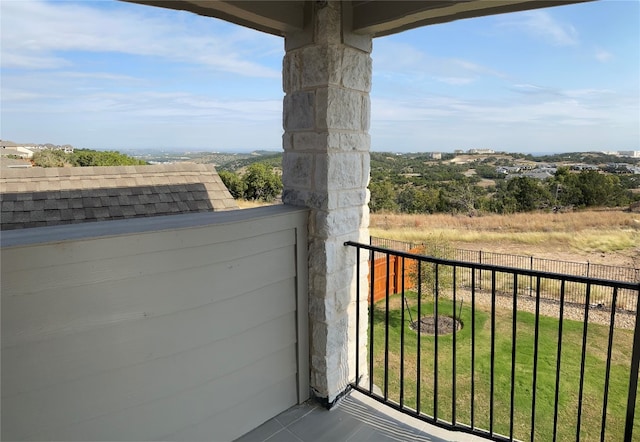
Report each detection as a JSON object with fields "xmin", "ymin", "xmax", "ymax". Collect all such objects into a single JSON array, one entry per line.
[
  {"xmin": 1, "ymin": 145, "xmax": 34, "ymax": 159},
  {"xmin": 1, "ymin": 205, "xmax": 309, "ymax": 441}
]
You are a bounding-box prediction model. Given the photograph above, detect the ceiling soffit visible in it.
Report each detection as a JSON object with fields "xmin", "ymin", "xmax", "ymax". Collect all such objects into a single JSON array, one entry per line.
[
  {"xmin": 122, "ymin": 1, "xmax": 307, "ymax": 36},
  {"xmin": 352, "ymin": 1, "xmax": 592, "ymax": 37},
  {"xmin": 123, "ymin": 0, "xmax": 592, "ymax": 37}
]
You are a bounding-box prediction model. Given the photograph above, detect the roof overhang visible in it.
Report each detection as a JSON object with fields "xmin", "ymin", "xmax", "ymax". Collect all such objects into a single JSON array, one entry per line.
[{"xmin": 121, "ymin": 0, "xmax": 594, "ymax": 37}]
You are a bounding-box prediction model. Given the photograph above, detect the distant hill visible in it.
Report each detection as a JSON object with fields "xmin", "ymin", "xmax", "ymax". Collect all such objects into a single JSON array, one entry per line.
[
  {"xmin": 129, "ymin": 150, "xmax": 282, "ymax": 172},
  {"xmin": 0, "ymin": 140, "xmax": 19, "ymax": 147},
  {"xmin": 216, "ymin": 152, "xmax": 282, "ymax": 172},
  {"xmin": 0, "ymin": 139, "xmax": 76, "ymax": 151}
]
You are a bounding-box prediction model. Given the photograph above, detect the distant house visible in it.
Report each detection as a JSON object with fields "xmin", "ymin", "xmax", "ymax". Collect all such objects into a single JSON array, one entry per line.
[
  {"xmin": 468, "ymin": 148, "xmax": 495, "ymax": 155},
  {"xmin": 496, "ymin": 166, "xmax": 521, "ymax": 175},
  {"xmin": 0, "ymin": 163, "xmax": 238, "ymax": 230},
  {"xmin": 515, "ymin": 163, "xmax": 534, "ymax": 171},
  {"xmin": 521, "ymin": 170, "xmax": 555, "ymax": 180},
  {"xmin": 605, "ymin": 163, "xmax": 639, "ymax": 174},
  {"xmin": 570, "ymin": 164, "xmax": 600, "ymax": 171},
  {"xmin": 1, "ymin": 145, "xmax": 35, "ymax": 159}
]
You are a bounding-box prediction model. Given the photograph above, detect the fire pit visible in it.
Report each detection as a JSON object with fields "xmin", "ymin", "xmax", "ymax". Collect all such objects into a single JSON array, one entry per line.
[{"xmin": 410, "ymin": 315, "xmax": 462, "ymax": 335}]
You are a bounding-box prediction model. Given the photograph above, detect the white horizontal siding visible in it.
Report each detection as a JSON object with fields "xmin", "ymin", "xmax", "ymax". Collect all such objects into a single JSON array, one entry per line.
[
  {"xmin": 1, "ymin": 206, "xmax": 309, "ymax": 441},
  {"xmin": 2, "ymin": 224, "xmax": 295, "ymax": 294},
  {"xmin": 28, "ymin": 347, "xmax": 298, "ymax": 442},
  {"xmin": 3, "ymin": 239, "xmax": 296, "ymax": 347},
  {"xmin": 165, "ymin": 374, "xmax": 298, "ymax": 441},
  {"xmin": 2, "ymin": 278, "xmax": 295, "ymax": 397}
]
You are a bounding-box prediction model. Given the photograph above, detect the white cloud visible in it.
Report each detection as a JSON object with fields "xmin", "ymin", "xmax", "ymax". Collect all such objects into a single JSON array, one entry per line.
[
  {"xmin": 1, "ymin": 89, "xmax": 61, "ymax": 102},
  {"xmin": 372, "ymin": 86, "xmax": 636, "ymax": 129},
  {"xmin": 564, "ymin": 88, "xmax": 615, "ymax": 98},
  {"xmin": 1, "ymin": 52, "xmax": 71, "ymax": 70},
  {"xmin": 595, "ymin": 48, "xmax": 614, "ymax": 63},
  {"xmin": 0, "ymin": 0, "xmax": 282, "ymax": 78},
  {"xmin": 510, "ymin": 83, "xmax": 564, "ymax": 99},
  {"xmin": 372, "ymin": 97, "xmax": 459, "ymax": 121},
  {"xmin": 512, "ymin": 83, "xmax": 549, "ymax": 93},
  {"xmin": 373, "ymin": 40, "xmax": 505, "ymax": 85},
  {"xmin": 499, "ymin": 10, "xmax": 579, "ymax": 46},
  {"xmin": 53, "ymin": 71, "xmax": 141, "ymax": 82},
  {"xmin": 7, "ymin": 85, "xmax": 281, "ymax": 119},
  {"xmin": 371, "ymin": 86, "xmax": 639, "ymax": 152},
  {"xmin": 436, "ymin": 77, "xmax": 475, "ymax": 85}
]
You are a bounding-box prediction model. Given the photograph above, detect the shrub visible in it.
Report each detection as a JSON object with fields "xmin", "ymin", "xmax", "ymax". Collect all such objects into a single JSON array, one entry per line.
[{"xmin": 409, "ymin": 236, "xmax": 455, "ymax": 299}]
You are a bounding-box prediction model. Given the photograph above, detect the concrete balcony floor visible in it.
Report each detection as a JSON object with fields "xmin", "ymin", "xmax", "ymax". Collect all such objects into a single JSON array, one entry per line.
[{"xmin": 235, "ymin": 390, "xmax": 486, "ymax": 442}]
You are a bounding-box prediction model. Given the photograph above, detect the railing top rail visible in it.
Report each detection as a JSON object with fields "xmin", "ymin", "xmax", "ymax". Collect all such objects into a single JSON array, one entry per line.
[{"xmin": 346, "ymin": 240, "xmax": 640, "ymax": 291}]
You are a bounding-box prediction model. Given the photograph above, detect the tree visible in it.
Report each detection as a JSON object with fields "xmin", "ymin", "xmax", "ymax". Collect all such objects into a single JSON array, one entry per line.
[
  {"xmin": 242, "ymin": 162, "xmax": 282, "ymax": 202},
  {"xmin": 492, "ymin": 177, "xmax": 551, "ymax": 213},
  {"xmin": 475, "ymin": 164, "xmax": 505, "ymax": 179},
  {"xmin": 439, "ymin": 180, "xmax": 486, "ymax": 215},
  {"xmin": 576, "ymin": 171, "xmax": 627, "ymax": 207},
  {"xmin": 219, "ymin": 170, "xmax": 246, "ymax": 199},
  {"xmin": 397, "ymin": 186, "xmax": 439, "ymax": 214},
  {"xmin": 369, "ymin": 180, "xmax": 398, "ymax": 212},
  {"xmin": 33, "ymin": 148, "xmax": 147, "ymax": 167},
  {"xmin": 71, "ymin": 149, "xmax": 147, "ymax": 166},
  {"xmin": 32, "ymin": 150, "xmax": 69, "ymax": 167},
  {"xmin": 548, "ymin": 167, "xmax": 583, "ymax": 208}
]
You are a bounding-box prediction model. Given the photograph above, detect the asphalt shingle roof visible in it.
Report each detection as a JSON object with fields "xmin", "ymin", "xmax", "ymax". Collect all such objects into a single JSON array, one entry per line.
[{"xmin": 0, "ymin": 163, "xmax": 238, "ymax": 230}]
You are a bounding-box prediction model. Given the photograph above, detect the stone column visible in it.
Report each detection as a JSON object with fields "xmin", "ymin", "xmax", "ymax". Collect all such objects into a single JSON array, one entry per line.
[{"xmin": 282, "ymin": 1, "xmax": 372, "ymax": 406}]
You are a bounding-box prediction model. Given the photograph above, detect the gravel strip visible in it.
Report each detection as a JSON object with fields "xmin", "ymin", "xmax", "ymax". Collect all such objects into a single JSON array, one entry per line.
[{"xmin": 450, "ymin": 289, "xmax": 636, "ymax": 330}]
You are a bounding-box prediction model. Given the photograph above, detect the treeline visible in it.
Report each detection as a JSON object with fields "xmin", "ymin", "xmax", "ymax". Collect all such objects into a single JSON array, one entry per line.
[
  {"xmin": 219, "ymin": 163, "xmax": 282, "ymax": 202},
  {"xmin": 211, "ymin": 150, "xmax": 639, "ymax": 213},
  {"xmin": 32, "ymin": 149, "xmax": 147, "ymax": 167},
  {"xmin": 371, "ymin": 167, "xmax": 637, "ymax": 215}
]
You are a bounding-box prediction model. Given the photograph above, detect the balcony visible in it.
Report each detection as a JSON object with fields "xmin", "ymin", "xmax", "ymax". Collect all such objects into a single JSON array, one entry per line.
[{"xmin": 3, "ymin": 1, "xmax": 628, "ymax": 440}]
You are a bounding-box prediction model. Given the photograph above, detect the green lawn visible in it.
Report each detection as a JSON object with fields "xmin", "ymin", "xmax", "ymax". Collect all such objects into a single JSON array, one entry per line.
[{"xmin": 369, "ymin": 292, "xmax": 638, "ymax": 441}]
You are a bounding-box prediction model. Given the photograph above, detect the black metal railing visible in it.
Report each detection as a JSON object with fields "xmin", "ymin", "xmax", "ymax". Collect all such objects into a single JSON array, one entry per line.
[{"xmin": 346, "ymin": 241, "xmax": 640, "ymax": 442}]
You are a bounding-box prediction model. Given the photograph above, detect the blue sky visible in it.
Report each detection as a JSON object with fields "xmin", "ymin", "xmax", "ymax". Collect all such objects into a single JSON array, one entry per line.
[{"xmin": 1, "ymin": 0, "xmax": 638, "ymax": 153}]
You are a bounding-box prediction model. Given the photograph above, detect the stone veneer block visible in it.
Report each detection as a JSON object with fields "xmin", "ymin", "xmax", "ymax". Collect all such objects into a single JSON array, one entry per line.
[
  {"xmin": 315, "ymin": 1, "xmax": 341, "ymax": 44},
  {"xmin": 292, "ymin": 132, "xmax": 329, "ymax": 153},
  {"xmin": 284, "ymin": 91, "xmax": 315, "ymax": 131},
  {"xmin": 282, "ymin": 51, "xmax": 302, "ymax": 93},
  {"xmin": 301, "ymin": 45, "xmax": 342, "ymax": 88},
  {"xmin": 315, "ymin": 87, "xmax": 365, "ymax": 131},
  {"xmin": 282, "ymin": 152, "xmax": 314, "ymax": 190},
  {"xmin": 341, "ymin": 47, "xmax": 372, "ymax": 92}
]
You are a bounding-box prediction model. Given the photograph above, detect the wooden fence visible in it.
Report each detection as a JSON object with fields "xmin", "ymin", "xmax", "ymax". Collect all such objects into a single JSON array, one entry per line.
[
  {"xmin": 367, "ymin": 236, "xmax": 639, "ymax": 311},
  {"xmin": 369, "ymin": 248, "xmax": 421, "ymax": 302}
]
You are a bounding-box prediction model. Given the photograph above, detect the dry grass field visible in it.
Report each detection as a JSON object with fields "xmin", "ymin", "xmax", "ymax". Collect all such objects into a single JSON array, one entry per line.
[
  {"xmin": 370, "ymin": 209, "xmax": 640, "ymax": 268},
  {"xmin": 236, "ymin": 199, "xmax": 274, "ymax": 209}
]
